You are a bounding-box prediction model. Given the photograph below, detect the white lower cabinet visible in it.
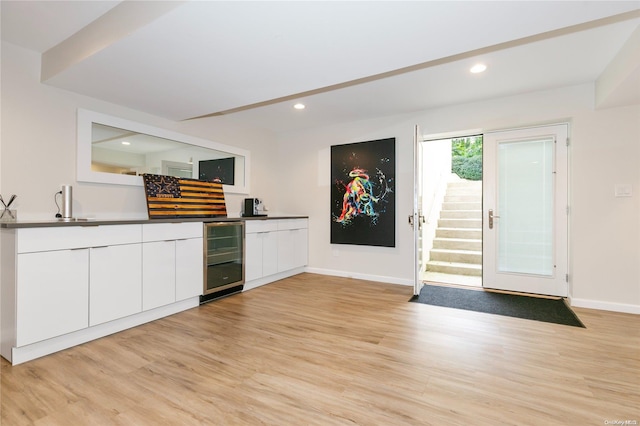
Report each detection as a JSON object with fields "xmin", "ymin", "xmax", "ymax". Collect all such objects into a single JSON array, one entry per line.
[
  {"xmin": 245, "ymin": 221, "xmax": 279, "ymax": 282},
  {"xmin": 143, "ymin": 240, "xmax": 176, "ymax": 310},
  {"xmin": 245, "ymin": 230, "xmax": 278, "ymax": 282},
  {"xmin": 16, "ymin": 249, "xmax": 89, "ymax": 347},
  {"xmin": 142, "ymin": 223, "xmax": 204, "ymax": 306},
  {"xmin": 277, "ymin": 228, "xmax": 308, "ymax": 272},
  {"xmin": 2, "ymin": 222, "xmax": 206, "ymax": 365},
  {"xmin": 2, "ymin": 218, "xmax": 306, "ymax": 364},
  {"xmin": 245, "ymin": 218, "xmax": 308, "ymax": 285},
  {"xmin": 175, "ymin": 237, "xmax": 204, "ymax": 301},
  {"xmin": 90, "ymin": 243, "xmax": 142, "ymax": 326},
  {"xmin": 244, "ymin": 232, "xmax": 262, "ymax": 282}
]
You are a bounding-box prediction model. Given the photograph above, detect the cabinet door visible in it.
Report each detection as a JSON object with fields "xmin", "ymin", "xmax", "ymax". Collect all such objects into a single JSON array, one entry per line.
[
  {"xmin": 143, "ymin": 241, "xmax": 176, "ymax": 310},
  {"xmin": 262, "ymin": 231, "xmax": 279, "ymax": 276},
  {"xmin": 176, "ymin": 238, "xmax": 203, "ymax": 301},
  {"xmin": 16, "ymin": 249, "xmax": 89, "ymax": 347},
  {"xmin": 277, "ymin": 228, "xmax": 308, "ymax": 272},
  {"xmin": 246, "ymin": 231, "xmax": 278, "ymax": 281},
  {"xmin": 294, "ymin": 228, "xmax": 309, "ymax": 268},
  {"xmin": 244, "ymin": 232, "xmax": 263, "ymax": 282},
  {"xmin": 90, "ymin": 244, "xmax": 142, "ymax": 326},
  {"xmin": 277, "ymin": 229, "xmax": 295, "ymax": 272}
]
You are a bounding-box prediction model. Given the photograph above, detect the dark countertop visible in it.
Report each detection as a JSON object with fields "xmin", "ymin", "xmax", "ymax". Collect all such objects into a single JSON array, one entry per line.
[{"xmin": 0, "ymin": 215, "xmax": 308, "ymax": 229}]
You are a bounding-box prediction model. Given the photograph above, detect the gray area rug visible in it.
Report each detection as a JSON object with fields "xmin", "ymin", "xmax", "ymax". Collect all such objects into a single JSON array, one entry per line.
[{"xmin": 410, "ymin": 284, "xmax": 584, "ymax": 328}]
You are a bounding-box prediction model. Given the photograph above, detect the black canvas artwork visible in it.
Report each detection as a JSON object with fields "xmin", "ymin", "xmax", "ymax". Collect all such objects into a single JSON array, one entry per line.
[
  {"xmin": 331, "ymin": 138, "xmax": 395, "ymax": 247},
  {"xmin": 199, "ymin": 157, "xmax": 235, "ymax": 185}
]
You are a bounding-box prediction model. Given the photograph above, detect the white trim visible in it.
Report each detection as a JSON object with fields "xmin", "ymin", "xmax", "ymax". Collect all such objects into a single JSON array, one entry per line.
[
  {"xmin": 422, "ymin": 128, "xmax": 483, "ymax": 142},
  {"xmin": 570, "ymin": 298, "xmax": 640, "ymax": 315},
  {"xmin": 304, "ymin": 267, "xmax": 413, "ymax": 286},
  {"xmin": 77, "ymin": 109, "xmax": 251, "ymax": 194},
  {"xmin": 242, "ymin": 268, "xmax": 305, "ymax": 291},
  {"xmin": 9, "ymin": 297, "xmax": 199, "ymax": 365}
]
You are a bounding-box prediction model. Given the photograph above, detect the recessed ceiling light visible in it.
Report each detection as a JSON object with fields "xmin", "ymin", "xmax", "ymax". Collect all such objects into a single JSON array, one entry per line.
[
  {"xmin": 293, "ymin": 103, "xmax": 306, "ymax": 110},
  {"xmin": 470, "ymin": 63, "xmax": 487, "ymax": 74},
  {"xmin": 121, "ymin": 141, "xmax": 131, "ymax": 145}
]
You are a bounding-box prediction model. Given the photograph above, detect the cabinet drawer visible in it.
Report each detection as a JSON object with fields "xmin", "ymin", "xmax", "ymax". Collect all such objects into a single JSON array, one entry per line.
[
  {"xmin": 142, "ymin": 222, "xmax": 203, "ymax": 242},
  {"xmin": 92, "ymin": 224, "xmax": 142, "ymax": 246},
  {"xmin": 17, "ymin": 224, "xmax": 142, "ymax": 253},
  {"xmin": 17, "ymin": 227, "xmax": 95, "ymax": 253},
  {"xmin": 277, "ymin": 219, "xmax": 308, "ymax": 231},
  {"xmin": 245, "ymin": 220, "xmax": 278, "ymax": 233}
]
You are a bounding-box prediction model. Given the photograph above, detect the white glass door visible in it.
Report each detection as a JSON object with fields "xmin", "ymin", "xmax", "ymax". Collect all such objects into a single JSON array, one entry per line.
[{"xmin": 483, "ymin": 124, "xmax": 568, "ymax": 297}]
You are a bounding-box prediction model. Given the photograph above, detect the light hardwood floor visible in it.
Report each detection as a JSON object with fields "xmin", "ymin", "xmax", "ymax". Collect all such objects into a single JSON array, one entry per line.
[{"xmin": 1, "ymin": 273, "xmax": 638, "ymax": 425}]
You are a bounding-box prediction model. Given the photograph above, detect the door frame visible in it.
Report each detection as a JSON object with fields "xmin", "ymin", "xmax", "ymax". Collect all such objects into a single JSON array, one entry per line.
[{"xmin": 413, "ymin": 125, "xmax": 424, "ymax": 295}]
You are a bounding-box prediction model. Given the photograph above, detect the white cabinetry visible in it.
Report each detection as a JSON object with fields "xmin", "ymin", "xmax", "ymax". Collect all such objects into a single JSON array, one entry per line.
[
  {"xmin": 88, "ymin": 225, "xmax": 143, "ymax": 326},
  {"xmin": 176, "ymin": 237, "xmax": 204, "ymax": 301},
  {"xmin": 142, "ymin": 240, "xmax": 175, "ymax": 310},
  {"xmin": 1, "ymin": 221, "xmax": 203, "ymax": 365},
  {"xmin": 16, "ymin": 249, "xmax": 89, "ymax": 347},
  {"xmin": 245, "ymin": 220, "xmax": 278, "ymax": 282},
  {"xmin": 90, "ymin": 243, "xmax": 142, "ymax": 326},
  {"xmin": 142, "ymin": 222, "xmax": 203, "ymax": 309},
  {"xmin": 244, "ymin": 218, "xmax": 308, "ymax": 290},
  {"xmin": 8, "ymin": 224, "xmax": 144, "ymax": 342},
  {"xmin": 277, "ymin": 219, "xmax": 309, "ymax": 272}
]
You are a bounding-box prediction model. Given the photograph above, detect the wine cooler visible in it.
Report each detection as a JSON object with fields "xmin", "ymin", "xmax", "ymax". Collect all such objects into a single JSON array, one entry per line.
[{"xmin": 202, "ymin": 222, "xmax": 244, "ymax": 302}]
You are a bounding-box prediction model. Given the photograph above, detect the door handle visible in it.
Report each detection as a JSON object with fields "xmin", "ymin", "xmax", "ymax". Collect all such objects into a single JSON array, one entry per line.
[{"xmin": 488, "ymin": 209, "xmax": 500, "ymax": 229}]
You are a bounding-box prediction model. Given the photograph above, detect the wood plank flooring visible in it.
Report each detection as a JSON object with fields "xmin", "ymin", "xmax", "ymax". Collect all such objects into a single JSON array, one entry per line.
[{"xmin": 1, "ymin": 273, "xmax": 638, "ymax": 425}]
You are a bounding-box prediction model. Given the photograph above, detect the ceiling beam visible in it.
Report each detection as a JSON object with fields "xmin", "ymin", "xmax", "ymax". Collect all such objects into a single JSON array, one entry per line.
[
  {"xmin": 595, "ymin": 24, "xmax": 640, "ymax": 109},
  {"xmin": 41, "ymin": 1, "xmax": 186, "ymax": 82}
]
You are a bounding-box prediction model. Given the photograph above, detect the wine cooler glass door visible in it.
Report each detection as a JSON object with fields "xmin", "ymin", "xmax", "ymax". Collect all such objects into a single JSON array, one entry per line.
[{"xmin": 204, "ymin": 222, "xmax": 244, "ymax": 295}]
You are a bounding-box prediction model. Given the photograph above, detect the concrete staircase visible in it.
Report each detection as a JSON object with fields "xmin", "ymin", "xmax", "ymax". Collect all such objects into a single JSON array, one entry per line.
[{"xmin": 425, "ymin": 179, "xmax": 482, "ymax": 282}]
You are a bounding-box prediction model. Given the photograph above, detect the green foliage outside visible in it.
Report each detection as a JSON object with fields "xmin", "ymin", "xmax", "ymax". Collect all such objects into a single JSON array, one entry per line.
[{"xmin": 451, "ymin": 136, "xmax": 483, "ymax": 180}]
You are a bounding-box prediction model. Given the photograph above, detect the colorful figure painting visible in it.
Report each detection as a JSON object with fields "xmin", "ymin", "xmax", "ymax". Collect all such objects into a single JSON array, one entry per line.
[{"xmin": 331, "ymin": 138, "xmax": 395, "ymax": 247}]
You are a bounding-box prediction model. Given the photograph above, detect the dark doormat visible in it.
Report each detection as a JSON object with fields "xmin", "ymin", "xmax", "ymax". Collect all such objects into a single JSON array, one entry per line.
[{"xmin": 410, "ymin": 284, "xmax": 585, "ymax": 328}]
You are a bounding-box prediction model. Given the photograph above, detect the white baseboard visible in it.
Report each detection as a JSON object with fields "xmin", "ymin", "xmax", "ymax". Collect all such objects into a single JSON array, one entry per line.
[
  {"xmin": 569, "ymin": 298, "xmax": 640, "ymax": 315},
  {"xmin": 306, "ymin": 269, "xmax": 640, "ymax": 314},
  {"xmin": 243, "ymin": 268, "xmax": 305, "ymax": 292},
  {"xmin": 304, "ymin": 267, "xmax": 413, "ymax": 286}
]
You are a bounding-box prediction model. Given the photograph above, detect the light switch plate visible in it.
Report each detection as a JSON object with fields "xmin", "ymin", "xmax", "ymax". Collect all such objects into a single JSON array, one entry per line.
[{"xmin": 614, "ymin": 184, "xmax": 632, "ymax": 197}]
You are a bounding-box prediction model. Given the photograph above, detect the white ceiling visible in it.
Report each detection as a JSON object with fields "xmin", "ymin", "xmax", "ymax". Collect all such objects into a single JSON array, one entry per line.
[{"xmin": 2, "ymin": 1, "xmax": 639, "ymax": 133}]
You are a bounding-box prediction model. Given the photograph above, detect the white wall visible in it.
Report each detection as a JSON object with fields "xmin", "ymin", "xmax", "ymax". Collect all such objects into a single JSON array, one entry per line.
[
  {"xmin": 2, "ymin": 40, "xmax": 638, "ymax": 313},
  {"xmin": 0, "ymin": 42, "xmax": 280, "ymax": 220},
  {"xmin": 275, "ymin": 117, "xmax": 418, "ymax": 285},
  {"xmin": 276, "ymin": 84, "xmax": 640, "ymax": 313}
]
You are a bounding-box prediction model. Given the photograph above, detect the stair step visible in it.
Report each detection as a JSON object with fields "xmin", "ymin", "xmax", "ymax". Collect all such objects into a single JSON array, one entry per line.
[
  {"xmin": 432, "ymin": 237, "xmax": 482, "ymax": 251},
  {"xmin": 430, "ymin": 248, "xmax": 482, "ymax": 264},
  {"xmin": 442, "ymin": 202, "xmax": 482, "ymax": 210},
  {"xmin": 438, "ymin": 218, "xmax": 482, "ymax": 229},
  {"xmin": 435, "ymin": 228, "xmax": 482, "ymax": 239},
  {"xmin": 426, "ymin": 261, "xmax": 482, "ymax": 276},
  {"xmin": 440, "ymin": 210, "xmax": 482, "ymax": 219},
  {"xmin": 446, "ymin": 188, "xmax": 482, "ymax": 196},
  {"xmin": 444, "ymin": 195, "xmax": 482, "ymax": 202},
  {"xmin": 447, "ymin": 180, "xmax": 482, "ymax": 189}
]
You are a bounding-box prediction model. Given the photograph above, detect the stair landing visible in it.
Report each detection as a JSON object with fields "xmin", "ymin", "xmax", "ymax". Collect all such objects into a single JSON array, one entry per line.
[{"xmin": 423, "ymin": 271, "xmax": 482, "ymax": 287}]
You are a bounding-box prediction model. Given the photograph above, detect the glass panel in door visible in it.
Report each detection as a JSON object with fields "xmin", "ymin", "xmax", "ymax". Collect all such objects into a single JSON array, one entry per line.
[{"xmin": 497, "ymin": 137, "xmax": 554, "ymax": 276}]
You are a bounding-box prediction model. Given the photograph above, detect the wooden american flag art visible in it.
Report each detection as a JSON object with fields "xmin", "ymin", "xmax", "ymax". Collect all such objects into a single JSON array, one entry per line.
[{"xmin": 142, "ymin": 174, "xmax": 227, "ymax": 219}]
